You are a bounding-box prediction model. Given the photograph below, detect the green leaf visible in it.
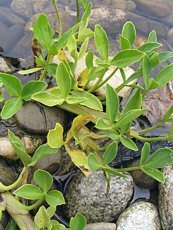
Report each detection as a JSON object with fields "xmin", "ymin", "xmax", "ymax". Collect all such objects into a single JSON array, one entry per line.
[
  {"xmin": 66, "ymin": 95, "xmax": 88, "ymax": 104},
  {"xmin": 120, "ymin": 136, "xmax": 138, "ymax": 151},
  {"xmin": 86, "ymin": 51, "xmax": 94, "ymax": 69},
  {"xmin": 122, "ymin": 21, "xmax": 136, "ymax": 46},
  {"xmin": 142, "ymin": 54, "xmax": 150, "ymax": 89},
  {"xmin": 94, "ymin": 25, "xmax": 109, "ymax": 61},
  {"xmin": 22, "ymin": 80, "xmax": 47, "ymax": 101},
  {"xmin": 147, "ymin": 78, "xmax": 160, "ymax": 90},
  {"xmin": 33, "ymin": 14, "xmax": 54, "ymax": 51},
  {"xmin": 106, "ymin": 84, "xmax": 119, "ymax": 124},
  {"xmin": 14, "ymin": 184, "xmax": 43, "ymax": 200},
  {"xmin": 102, "ymin": 166, "xmax": 126, "ymax": 177},
  {"xmin": 34, "ymin": 170, "xmax": 53, "ymax": 194},
  {"xmin": 0, "ymin": 73, "xmax": 22, "ymax": 97},
  {"xmin": 149, "ymin": 52, "xmax": 160, "ymax": 68},
  {"xmin": 47, "ymin": 123, "xmax": 64, "ymax": 149},
  {"xmin": 140, "ymin": 142, "xmax": 150, "ymax": 165},
  {"xmin": 147, "ymin": 30, "xmax": 157, "ymax": 43},
  {"xmin": 159, "ymin": 51, "xmax": 173, "ymax": 63},
  {"xmin": 67, "ymin": 35, "xmax": 77, "ymax": 60},
  {"xmin": 80, "ymin": 0, "xmax": 88, "ymax": 9},
  {"xmin": 32, "ymin": 92, "xmax": 64, "ymax": 106},
  {"xmin": 45, "ymin": 190, "xmax": 65, "ymax": 207},
  {"xmin": 79, "ymin": 38, "xmax": 89, "ymax": 59},
  {"xmin": 70, "ymin": 213, "xmax": 87, "ymax": 230},
  {"xmin": 8, "ymin": 129, "xmax": 25, "ymax": 151},
  {"xmin": 71, "ymin": 90, "xmax": 102, "ymax": 111},
  {"xmin": 141, "ymin": 166, "xmax": 165, "ymax": 183},
  {"xmin": 138, "ymin": 42, "xmax": 162, "ymax": 53},
  {"xmin": 95, "ymin": 118, "xmax": 111, "ymax": 130},
  {"xmin": 88, "ymin": 153, "xmax": 102, "ymax": 170},
  {"xmin": 111, "ymin": 49, "xmax": 144, "ymax": 68},
  {"xmin": 119, "ymin": 35, "xmax": 130, "ymax": 50},
  {"xmin": 144, "ymin": 148, "xmax": 173, "ymax": 169},
  {"xmin": 116, "ymin": 109, "xmax": 146, "ymax": 128},
  {"xmin": 103, "ymin": 141, "xmax": 118, "ymax": 164},
  {"xmin": 10, "ymin": 141, "xmax": 32, "ymax": 166},
  {"xmin": 155, "ymin": 63, "xmax": 173, "ymax": 87},
  {"xmin": 18, "ymin": 68, "xmax": 43, "ymax": 75},
  {"xmin": 34, "ymin": 206, "xmax": 50, "ymax": 229},
  {"xmin": 123, "ymin": 89, "xmax": 142, "ymax": 114},
  {"xmin": 47, "ymin": 206, "xmax": 56, "ymax": 218},
  {"xmin": 30, "ymin": 144, "xmax": 57, "ymax": 166},
  {"xmin": 163, "ymin": 106, "xmax": 173, "ymax": 122},
  {"xmin": 1, "ymin": 98, "xmax": 22, "ymax": 119},
  {"xmin": 56, "ymin": 62, "xmax": 72, "ymax": 98}
]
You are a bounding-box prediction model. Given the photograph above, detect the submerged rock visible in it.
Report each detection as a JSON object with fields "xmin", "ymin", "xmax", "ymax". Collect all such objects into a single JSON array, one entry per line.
[
  {"xmin": 84, "ymin": 222, "xmax": 116, "ymax": 230},
  {"xmin": 64, "ymin": 170, "xmax": 133, "ymax": 223},
  {"xmin": 159, "ymin": 165, "xmax": 173, "ymax": 229},
  {"xmin": 11, "ymin": 0, "xmax": 34, "ymax": 18},
  {"xmin": 14, "ymin": 102, "xmax": 67, "ymax": 135},
  {"xmin": 116, "ymin": 201, "xmax": 161, "ymax": 229}
]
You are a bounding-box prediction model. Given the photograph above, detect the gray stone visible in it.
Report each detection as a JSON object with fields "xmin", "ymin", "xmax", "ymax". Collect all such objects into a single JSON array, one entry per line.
[
  {"xmin": 32, "ymin": 151, "xmax": 62, "ymax": 174},
  {"xmin": 0, "ymin": 161, "xmax": 16, "ymax": 185},
  {"xmin": 167, "ymin": 27, "xmax": 173, "ymax": 48},
  {"xmin": 0, "ymin": 57, "xmax": 13, "ymax": 73},
  {"xmin": 126, "ymin": 159, "xmax": 158, "ymax": 190},
  {"xmin": 64, "ymin": 170, "xmax": 134, "ymax": 222},
  {"xmin": 159, "ymin": 165, "xmax": 173, "ymax": 229},
  {"xmin": 126, "ymin": 12, "xmax": 169, "ymax": 38},
  {"xmin": 116, "ymin": 201, "xmax": 161, "ymax": 230},
  {"xmin": 11, "ymin": 0, "xmax": 34, "ymax": 18},
  {"xmin": 84, "ymin": 223, "xmax": 116, "ymax": 230},
  {"xmin": 126, "ymin": 1, "xmax": 136, "ymax": 11},
  {"xmin": 0, "ymin": 7, "xmax": 25, "ymax": 26},
  {"xmin": 14, "ymin": 102, "xmax": 67, "ymax": 135},
  {"xmin": 111, "ymin": 0, "xmax": 126, "ymax": 10}
]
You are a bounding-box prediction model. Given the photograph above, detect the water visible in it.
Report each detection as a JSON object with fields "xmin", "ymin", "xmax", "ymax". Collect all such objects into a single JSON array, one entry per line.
[{"xmin": 0, "ymin": 0, "xmax": 173, "ymax": 66}]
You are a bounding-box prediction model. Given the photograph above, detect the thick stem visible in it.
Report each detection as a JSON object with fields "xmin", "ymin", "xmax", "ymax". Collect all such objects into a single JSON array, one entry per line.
[
  {"xmin": 138, "ymin": 122, "xmax": 162, "ymax": 134},
  {"xmin": 52, "ymin": 0, "xmax": 62, "ymax": 37},
  {"xmin": 75, "ymin": 0, "xmax": 80, "ymax": 24},
  {"xmin": 131, "ymin": 132, "xmax": 167, "ymax": 142},
  {"xmin": 39, "ymin": 52, "xmax": 51, "ymax": 81},
  {"xmin": 0, "ymin": 167, "xmax": 27, "ymax": 192},
  {"xmin": 115, "ymin": 166, "xmax": 141, "ymax": 172},
  {"xmin": 23, "ymin": 198, "xmax": 44, "ymax": 211}
]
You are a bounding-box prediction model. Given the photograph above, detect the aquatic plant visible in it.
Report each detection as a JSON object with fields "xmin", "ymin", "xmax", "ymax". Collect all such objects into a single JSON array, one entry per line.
[{"xmin": 0, "ymin": 0, "xmax": 173, "ymax": 229}]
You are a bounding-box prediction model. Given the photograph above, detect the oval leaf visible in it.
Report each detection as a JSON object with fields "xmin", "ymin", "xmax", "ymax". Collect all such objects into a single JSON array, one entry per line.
[
  {"xmin": 34, "ymin": 169, "xmax": 53, "ymax": 193},
  {"xmin": 122, "ymin": 21, "xmax": 136, "ymax": 46},
  {"xmin": 1, "ymin": 98, "xmax": 22, "ymax": 119},
  {"xmin": 32, "ymin": 92, "xmax": 64, "ymax": 106},
  {"xmin": 120, "ymin": 136, "xmax": 138, "ymax": 151},
  {"xmin": 14, "ymin": 184, "xmax": 43, "ymax": 200},
  {"xmin": 45, "ymin": 190, "xmax": 65, "ymax": 207},
  {"xmin": 155, "ymin": 63, "xmax": 173, "ymax": 87},
  {"xmin": 141, "ymin": 166, "xmax": 165, "ymax": 183},
  {"xmin": 103, "ymin": 141, "xmax": 118, "ymax": 164},
  {"xmin": 47, "ymin": 123, "xmax": 64, "ymax": 149}
]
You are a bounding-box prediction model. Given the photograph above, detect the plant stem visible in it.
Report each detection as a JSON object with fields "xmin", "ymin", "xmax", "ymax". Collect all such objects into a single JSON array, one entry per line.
[
  {"xmin": 39, "ymin": 52, "xmax": 51, "ymax": 81},
  {"xmin": 116, "ymin": 166, "xmax": 141, "ymax": 172},
  {"xmin": 138, "ymin": 121, "xmax": 162, "ymax": 134},
  {"xmin": 23, "ymin": 198, "xmax": 44, "ymax": 211},
  {"xmin": 0, "ymin": 167, "xmax": 27, "ymax": 192},
  {"xmin": 75, "ymin": 0, "xmax": 80, "ymax": 24},
  {"xmin": 98, "ymin": 67, "xmax": 119, "ymax": 89},
  {"xmin": 130, "ymin": 132, "xmax": 167, "ymax": 142},
  {"xmin": 52, "ymin": 0, "xmax": 62, "ymax": 37}
]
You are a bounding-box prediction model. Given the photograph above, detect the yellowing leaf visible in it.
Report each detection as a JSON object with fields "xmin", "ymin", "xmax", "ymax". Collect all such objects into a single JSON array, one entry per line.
[
  {"xmin": 65, "ymin": 146, "xmax": 90, "ymax": 176},
  {"xmin": 47, "ymin": 123, "xmax": 64, "ymax": 148}
]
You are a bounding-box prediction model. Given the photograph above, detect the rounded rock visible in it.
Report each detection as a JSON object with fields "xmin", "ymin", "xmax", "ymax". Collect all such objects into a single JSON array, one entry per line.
[
  {"xmin": 159, "ymin": 165, "xmax": 173, "ymax": 229},
  {"xmin": 64, "ymin": 170, "xmax": 134, "ymax": 222},
  {"xmin": 11, "ymin": 0, "xmax": 34, "ymax": 18},
  {"xmin": 116, "ymin": 201, "xmax": 161, "ymax": 230},
  {"xmin": 0, "ymin": 161, "xmax": 16, "ymax": 186},
  {"xmin": 84, "ymin": 222, "xmax": 116, "ymax": 230},
  {"xmin": 14, "ymin": 102, "xmax": 67, "ymax": 135}
]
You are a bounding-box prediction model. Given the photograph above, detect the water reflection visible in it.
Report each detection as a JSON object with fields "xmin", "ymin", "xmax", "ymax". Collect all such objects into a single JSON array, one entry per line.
[{"xmin": 0, "ymin": 0, "xmax": 173, "ymax": 64}]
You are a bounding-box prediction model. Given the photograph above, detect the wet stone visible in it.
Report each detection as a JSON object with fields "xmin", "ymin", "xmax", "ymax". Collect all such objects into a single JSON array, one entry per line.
[
  {"xmin": 14, "ymin": 102, "xmax": 67, "ymax": 135},
  {"xmin": 0, "ymin": 7, "xmax": 25, "ymax": 26},
  {"xmin": 64, "ymin": 170, "xmax": 134, "ymax": 223},
  {"xmin": 11, "ymin": 0, "xmax": 34, "ymax": 18},
  {"xmin": 0, "ymin": 161, "xmax": 16, "ymax": 186},
  {"xmin": 116, "ymin": 201, "xmax": 161, "ymax": 230},
  {"xmin": 84, "ymin": 222, "xmax": 116, "ymax": 230},
  {"xmin": 159, "ymin": 165, "xmax": 173, "ymax": 229},
  {"xmin": 0, "ymin": 56, "xmax": 14, "ymax": 73}
]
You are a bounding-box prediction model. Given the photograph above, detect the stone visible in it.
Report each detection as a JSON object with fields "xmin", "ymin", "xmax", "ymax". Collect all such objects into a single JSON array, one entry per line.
[
  {"xmin": 0, "ymin": 56, "xmax": 14, "ymax": 73},
  {"xmin": 32, "ymin": 151, "xmax": 62, "ymax": 174},
  {"xmin": 116, "ymin": 201, "xmax": 161, "ymax": 229},
  {"xmin": 84, "ymin": 223, "xmax": 116, "ymax": 230},
  {"xmin": 11, "ymin": 0, "xmax": 34, "ymax": 18},
  {"xmin": 126, "ymin": 12, "xmax": 169, "ymax": 38},
  {"xmin": 126, "ymin": 1, "xmax": 136, "ymax": 11},
  {"xmin": 133, "ymin": 0, "xmax": 171, "ymax": 18},
  {"xmin": 0, "ymin": 24, "xmax": 24, "ymax": 53},
  {"xmin": 0, "ymin": 161, "xmax": 16, "ymax": 185},
  {"xmin": 10, "ymin": 32, "xmax": 33, "ymax": 58},
  {"xmin": 126, "ymin": 159, "xmax": 158, "ymax": 190},
  {"xmin": 159, "ymin": 165, "xmax": 173, "ymax": 229},
  {"xmin": 14, "ymin": 102, "xmax": 67, "ymax": 135},
  {"xmin": 64, "ymin": 170, "xmax": 134, "ymax": 222},
  {"xmin": 111, "ymin": 0, "xmax": 126, "ymax": 10},
  {"xmin": 89, "ymin": 6, "xmax": 126, "ymax": 35},
  {"xmin": 0, "ymin": 7, "xmax": 25, "ymax": 26},
  {"xmin": 167, "ymin": 27, "xmax": 173, "ymax": 48},
  {"xmin": 0, "ymin": 135, "xmax": 43, "ymax": 159}
]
